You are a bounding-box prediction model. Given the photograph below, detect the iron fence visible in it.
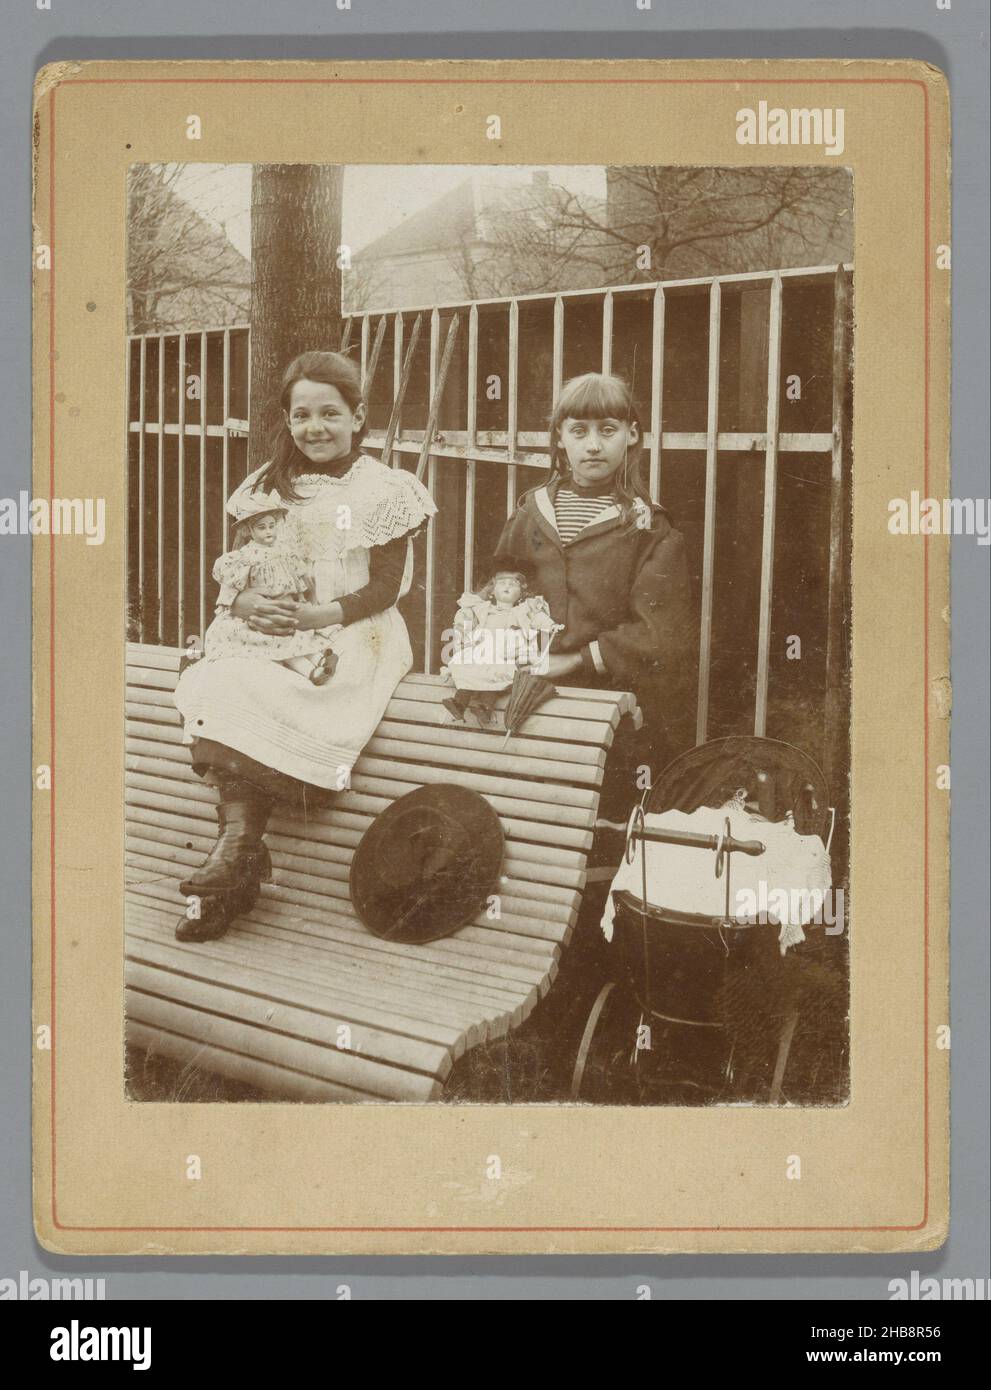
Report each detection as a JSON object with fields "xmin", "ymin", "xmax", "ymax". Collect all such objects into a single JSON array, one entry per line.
[{"xmin": 127, "ymin": 264, "xmax": 852, "ymax": 771}]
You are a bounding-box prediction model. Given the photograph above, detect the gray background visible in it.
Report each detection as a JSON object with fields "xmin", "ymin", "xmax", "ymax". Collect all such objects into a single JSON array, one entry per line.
[{"xmin": 4, "ymin": 0, "xmax": 987, "ymax": 1300}]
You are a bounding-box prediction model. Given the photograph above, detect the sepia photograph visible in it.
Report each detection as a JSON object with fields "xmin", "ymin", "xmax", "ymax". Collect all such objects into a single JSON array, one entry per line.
[{"xmin": 123, "ymin": 158, "xmax": 854, "ymax": 1110}]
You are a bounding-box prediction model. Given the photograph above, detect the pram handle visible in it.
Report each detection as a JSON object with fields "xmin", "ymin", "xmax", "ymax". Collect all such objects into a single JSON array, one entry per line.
[{"xmin": 629, "ymin": 826, "xmax": 766, "ymax": 857}]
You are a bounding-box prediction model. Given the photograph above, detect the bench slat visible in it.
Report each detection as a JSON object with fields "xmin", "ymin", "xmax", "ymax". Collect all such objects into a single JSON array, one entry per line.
[
  {"xmin": 126, "ymin": 751, "xmax": 597, "ymax": 840},
  {"xmin": 352, "ymin": 755, "xmax": 597, "ymax": 814},
  {"xmin": 384, "ymin": 697, "xmax": 614, "ymax": 746},
  {"xmin": 392, "ymin": 678, "xmax": 623, "ymax": 728},
  {"xmin": 130, "ymin": 881, "xmax": 555, "ymax": 999},
  {"xmin": 127, "ymin": 932, "xmax": 480, "ymax": 1051},
  {"xmin": 127, "ymin": 899, "xmax": 531, "ymax": 1030},
  {"xmin": 126, "ymin": 683, "xmax": 616, "ymax": 749},
  {"xmin": 126, "ymin": 956, "xmax": 456, "ymax": 1079},
  {"xmin": 126, "ymin": 820, "xmax": 580, "ymax": 920},
  {"xmin": 128, "ymin": 851, "xmax": 565, "ymax": 978},
  {"xmin": 132, "ymin": 657, "xmax": 625, "ymax": 733},
  {"xmin": 127, "ymin": 1021, "xmax": 385, "ymax": 1103},
  {"xmin": 126, "ymin": 992, "xmax": 442, "ymax": 1102},
  {"xmin": 124, "ymin": 782, "xmax": 588, "ymax": 877},
  {"xmin": 127, "ymin": 709, "xmax": 607, "ymax": 773},
  {"xmin": 127, "ymin": 717, "xmax": 601, "ymax": 790},
  {"xmin": 128, "ymin": 847, "xmax": 575, "ymax": 959},
  {"xmin": 130, "ymin": 642, "xmax": 638, "ymax": 722}
]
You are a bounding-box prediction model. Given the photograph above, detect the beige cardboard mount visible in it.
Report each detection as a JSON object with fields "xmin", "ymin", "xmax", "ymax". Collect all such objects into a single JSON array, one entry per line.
[{"xmin": 31, "ymin": 58, "xmax": 949, "ymax": 1255}]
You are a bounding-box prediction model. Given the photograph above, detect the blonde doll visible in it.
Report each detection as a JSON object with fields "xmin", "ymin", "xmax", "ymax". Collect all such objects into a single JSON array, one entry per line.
[{"xmin": 442, "ymin": 569, "xmax": 561, "ymax": 726}]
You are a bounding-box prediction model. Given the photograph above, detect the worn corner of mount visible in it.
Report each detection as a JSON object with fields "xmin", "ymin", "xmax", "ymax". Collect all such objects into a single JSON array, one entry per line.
[
  {"xmin": 907, "ymin": 1212, "xmax": 950, "ymax": 1254},
  {"xmin": 33, "ymin": 61, "xmax": 84, "ymax": 106}
]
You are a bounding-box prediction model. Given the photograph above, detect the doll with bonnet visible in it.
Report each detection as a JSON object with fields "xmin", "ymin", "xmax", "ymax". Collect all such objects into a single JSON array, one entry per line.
[{"xmin": 202, "ymin": 488, "xmax": 342, "ymax": 684}]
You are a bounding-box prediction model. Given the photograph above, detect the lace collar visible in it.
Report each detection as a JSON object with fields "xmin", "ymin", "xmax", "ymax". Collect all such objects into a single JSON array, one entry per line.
[
  {"xmin": 293, "ymin": 468, "xmax": 356, "ymax": 487},
  {"xmin": 291, "ymin": 446, "xmax": 365, "ymax": 488}
]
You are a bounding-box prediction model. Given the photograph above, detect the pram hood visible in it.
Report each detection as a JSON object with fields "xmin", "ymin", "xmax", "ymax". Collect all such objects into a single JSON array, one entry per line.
[{"xmin": 646, "ymin": 735, "xmax": 831, "ymax": 842}]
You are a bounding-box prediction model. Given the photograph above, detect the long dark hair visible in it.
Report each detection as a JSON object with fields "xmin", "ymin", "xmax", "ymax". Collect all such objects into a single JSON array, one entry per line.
[
  {"xmin": 548, "ymin": 372, "xmax": 650, "ymax": 531},
  {"xmin": 254, "ymin": 351, "xmax": 367, "ymax": 503}
]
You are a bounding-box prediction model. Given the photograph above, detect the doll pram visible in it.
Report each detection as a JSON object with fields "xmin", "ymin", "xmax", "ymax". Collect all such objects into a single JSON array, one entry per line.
[{"xmin": 570, "ymin": 736, "xmax": 841, "ymax": 1104}]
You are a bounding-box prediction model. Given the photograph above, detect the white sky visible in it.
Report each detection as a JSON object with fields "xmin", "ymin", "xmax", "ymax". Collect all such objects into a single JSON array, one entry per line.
[{"xmin": 171, "ymin": 164, "xmax": 607, "ymax": 259}]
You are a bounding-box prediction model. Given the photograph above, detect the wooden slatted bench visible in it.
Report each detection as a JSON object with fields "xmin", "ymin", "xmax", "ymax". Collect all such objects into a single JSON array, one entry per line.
[{"xmin": 125, "ymin": 641, "xmax": 639, "ymax": 1102}]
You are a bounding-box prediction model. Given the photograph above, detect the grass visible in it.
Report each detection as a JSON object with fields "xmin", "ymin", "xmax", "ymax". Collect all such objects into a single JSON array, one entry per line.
[
  {"xmin": 125, "ymin": 1044, "xmax": 269, "ymax": 1103},
  {"xmin": 442, "ymin": 884, "xmax": 850, "ymax": 1107}
]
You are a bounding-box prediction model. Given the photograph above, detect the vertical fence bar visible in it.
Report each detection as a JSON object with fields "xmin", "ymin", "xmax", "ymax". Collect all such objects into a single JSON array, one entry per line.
[
  {"xmin": 381, "ymin": 313, "xmax": 421, "ymax": 469},
  {"xmin": 552, "ymin": 295, "xmax": 564, "ymax": 407},
  {"xmin": 601, "ymin": 290, "xmax": 614, "ymax": 375},
  {"xmin": 136, "ymin": 338, "xmax": 146, "ymax": 640},
  {"xmin": 339, "ymin": 318, "xmax": 352, "ymax": 355},
  {"xmin": 695, "ymin": 281, "xmax": 722, "ymax": 746},
  {"xmin": 360, "ymin": 314, "xmax": 370, "ymax": 384},
  {"xmin": 464, "ymin": 304, "xmax": 479, "ymax": 591},
  {"xmin": 416, "ymin": 316, "xmax": 460, "ymax": 481},
  {"xmin": 177, "ymin": 333, "xmax": 186, "ymax": 646},
  {"xmin": 221, "ymin": 330, "xmax": 231, "ymax": 551},
  {"xmin": 124, "ymin": 338, "xmax": 133, "ymax": 631},
  {"xmin": 754, "ymin": 273, "xmax": 784, "ymax": 737},
  {"xmin": 198, "ymin": 331, "xmax": 208, "ymax": 645},
  {"xmin": 156, "ymin": 336, "xmax": 165, "ymax": 642},
  {"xmin": 423, "ymin": 308, "xmax": 440, "ymax": 673},
  {"xmin": 364, "ymin": 314, "xmax": 388, "ymax": 400},
  {"xmin": 507, "ymin": 299, "xmax": 519, "ymax": 512},
  {"xmin": 649, "ymin": 286, "xmax": 665, "ymax": 502},
  {"xmin": 823, "ymin": 267, "xmax": 850, "ymax": 791}
]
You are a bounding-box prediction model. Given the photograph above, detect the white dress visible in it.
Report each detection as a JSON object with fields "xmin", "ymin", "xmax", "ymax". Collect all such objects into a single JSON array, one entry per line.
[{"xmin": 174, "ymin": 455, "xmax": 437, "ymax": 788}]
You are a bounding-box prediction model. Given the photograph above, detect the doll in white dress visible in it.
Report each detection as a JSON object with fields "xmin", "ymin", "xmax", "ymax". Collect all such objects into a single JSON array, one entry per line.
[
  {"xmin": 203, "ymin": 489, "xmax": 342, "ymax": 684},
  {"xmin": 442, "ymin": 570, "xmax": 562, "ymax": 726}
]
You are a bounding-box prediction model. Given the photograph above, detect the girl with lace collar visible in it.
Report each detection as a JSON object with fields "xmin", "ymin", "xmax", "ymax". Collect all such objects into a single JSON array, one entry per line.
[{"xmin": 173, "ymin": 350, "xmax": 437, "ymax": 945}]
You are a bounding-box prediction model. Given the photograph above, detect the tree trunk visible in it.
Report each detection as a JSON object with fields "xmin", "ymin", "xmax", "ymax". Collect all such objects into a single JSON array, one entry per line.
[{"xmin": 249, "ymin": 164, "xmax": 344, "ymax": 470}]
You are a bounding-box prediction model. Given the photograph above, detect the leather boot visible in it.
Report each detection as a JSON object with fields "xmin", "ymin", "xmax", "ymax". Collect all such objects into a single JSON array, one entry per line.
[
  {"xmin": 179, "ymin": 777, "xmax": 273, "ymax": 897},
  {"xmin": 175, "ymin": 882, "xmax": 260, "ymax": 944}
]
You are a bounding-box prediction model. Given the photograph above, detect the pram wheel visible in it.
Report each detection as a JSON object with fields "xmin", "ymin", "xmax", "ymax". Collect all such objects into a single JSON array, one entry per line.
[{"xmin": 570, "ymin": 982, "xmax": 642, "ymax": 1104}]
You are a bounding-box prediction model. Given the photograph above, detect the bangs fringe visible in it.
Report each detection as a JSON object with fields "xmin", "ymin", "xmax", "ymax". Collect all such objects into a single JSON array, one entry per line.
[{"xmin": 551, "ymin": 372, "xmax": 634, "ymax": 426}]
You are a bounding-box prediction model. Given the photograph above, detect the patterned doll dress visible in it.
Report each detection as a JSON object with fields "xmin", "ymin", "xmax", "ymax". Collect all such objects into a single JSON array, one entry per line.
[{"xmin": 202, "ymin": 538, "xmax": 342, "ymax": 663}]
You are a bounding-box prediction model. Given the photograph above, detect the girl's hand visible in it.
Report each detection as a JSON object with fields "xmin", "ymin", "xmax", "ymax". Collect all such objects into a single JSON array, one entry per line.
[
  {"xmin": 231, "ymin": 590, "xmax": 300, "ymax": 635},
  {"xmin": 293, "ymin": 600, "xmax": 345, "ymax": 632},
  {"xmin": 543, "ymin": 652, "xmax": 583, "ymax": 679}
]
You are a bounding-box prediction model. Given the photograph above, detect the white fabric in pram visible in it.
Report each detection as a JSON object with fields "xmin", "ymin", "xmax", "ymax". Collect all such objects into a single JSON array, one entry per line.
[{"xmin": 601, "ymin": 803, "xmax": 833, "ymax": 954}]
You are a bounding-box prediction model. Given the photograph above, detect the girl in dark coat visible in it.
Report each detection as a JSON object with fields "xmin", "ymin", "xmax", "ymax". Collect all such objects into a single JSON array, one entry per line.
[{"xmin": 492, "ymin": 372, "xmax": 697, "ymax": 818}]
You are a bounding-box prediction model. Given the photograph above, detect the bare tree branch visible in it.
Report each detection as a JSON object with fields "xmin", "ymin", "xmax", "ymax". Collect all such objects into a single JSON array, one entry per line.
[
  {"xmin": 126, "ymin": 163, "xmax": 252, "ymax": 333},
  {"xmin": 429, "ymin": 167, "xmax": 852, "ymax": 299}
]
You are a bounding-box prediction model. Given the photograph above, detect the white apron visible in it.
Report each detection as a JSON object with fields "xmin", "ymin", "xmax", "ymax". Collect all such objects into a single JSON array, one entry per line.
[{"xmin": 174, "ymin": 456, "xmax": 434, "ymax": 789}]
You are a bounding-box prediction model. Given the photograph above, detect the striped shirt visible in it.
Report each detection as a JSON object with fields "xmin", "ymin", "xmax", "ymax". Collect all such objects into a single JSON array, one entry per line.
[{"xmin": 552, "ymin": 486, "xmax": 616, "ymax": 544}]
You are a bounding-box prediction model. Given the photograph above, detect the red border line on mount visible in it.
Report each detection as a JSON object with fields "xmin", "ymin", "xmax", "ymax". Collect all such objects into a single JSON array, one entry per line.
[
  {"xmin": 45, "ymin": 74, "xmax": 933, "ymax": 1236},
  {"xmin": 66, "ymin": 77, "xmax": 927, "ymax": 85},
  {"xmin": 48, "ymin": 83, "xmax": 58, "ymax": 1232}
]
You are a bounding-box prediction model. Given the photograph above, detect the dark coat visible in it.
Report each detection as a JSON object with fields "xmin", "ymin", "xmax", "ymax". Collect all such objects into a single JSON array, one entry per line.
[{"xmin": 493, "ymin": 476, "xmax": 697, "ymax": 761}]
